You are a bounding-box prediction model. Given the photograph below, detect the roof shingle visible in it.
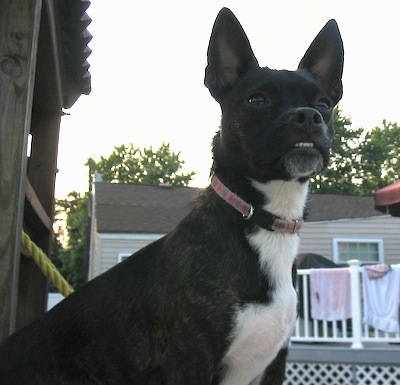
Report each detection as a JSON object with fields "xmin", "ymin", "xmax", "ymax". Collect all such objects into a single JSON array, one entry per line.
[
  {"xmin": 305, "ymin": 194, "xmax": 383, "ymax": 222},
  {"xmin": 94, "ymin": 183, "xmax": 200, "ymax": 233}
]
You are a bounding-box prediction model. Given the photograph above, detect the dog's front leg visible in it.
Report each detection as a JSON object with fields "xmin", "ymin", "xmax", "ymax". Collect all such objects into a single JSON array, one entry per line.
[
  {"xmin": 161, "ymin": 356, "xmax": 215, "ymax": 385},
  {"xmin": 259, "ymin": 346, "xmax": 289, "ymax": 385}
]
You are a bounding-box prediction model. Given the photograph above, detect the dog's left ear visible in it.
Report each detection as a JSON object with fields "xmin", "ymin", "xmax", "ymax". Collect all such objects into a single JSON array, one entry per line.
[
  {"xmin": 205, "ymin": 8, "xmax": 259, "ymax": 102},
  {"xmin": 298, "ymin": 19, "xmax": 344, "ymax": 104}
]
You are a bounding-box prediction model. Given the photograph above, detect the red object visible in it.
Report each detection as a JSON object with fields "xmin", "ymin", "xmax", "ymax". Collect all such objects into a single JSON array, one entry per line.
[{"xmin": 374, "ymin": 181, "xmax": 400, "ymax": 217}]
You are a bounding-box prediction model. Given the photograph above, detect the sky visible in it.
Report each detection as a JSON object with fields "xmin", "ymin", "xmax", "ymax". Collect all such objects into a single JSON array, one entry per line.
[{"xmin": 55, "ymin": 0, "xmax": 400, "ymax": 198}]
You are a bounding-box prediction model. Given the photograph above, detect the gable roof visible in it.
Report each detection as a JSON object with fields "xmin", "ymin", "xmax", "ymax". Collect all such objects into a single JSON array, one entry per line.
[
  {"xmin": 94, "ymin": 183, "xmax": 201, "ymax": 233},
  {"xmin": 93, "ymin": 182, "xmax": 385, "ymax": 234},
  {"xmin": 304, "ymin": 194, "xmax": 383, "ymax": 222}
]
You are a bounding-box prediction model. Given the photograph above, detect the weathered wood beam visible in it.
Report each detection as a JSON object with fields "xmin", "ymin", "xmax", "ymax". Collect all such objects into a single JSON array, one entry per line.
[
  {"xmin": 25, "ymin": 179, "xmax": 52, "ymax": 232},
  {"xmin": 0, "ymin": 0, "xmax": 42, "ymax": 341}
]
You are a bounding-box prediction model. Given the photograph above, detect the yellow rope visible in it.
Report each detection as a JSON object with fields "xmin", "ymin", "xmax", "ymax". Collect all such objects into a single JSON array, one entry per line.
[{"xmin": 21, "ymin": 231, "xmax": 74, "ymax": 297}]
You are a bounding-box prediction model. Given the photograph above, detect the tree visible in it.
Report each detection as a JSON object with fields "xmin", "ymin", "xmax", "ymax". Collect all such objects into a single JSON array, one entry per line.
[
  {"xmin": 53, "ymin": 191, "xmax": 88, "ymax": 290},
  {"xmin": 86, "ymin": 143, "xmax": 195, "ymax": 186},
  {"xmin": 310, "ymin": 111, "xmax": 400, "ymax": 196},
  {"xmin": 53, "ymin": 143, "xmax": 195, "ymax": 289},
  {"xmin": 358, "ymin": 120, "xmax": 400, "ymax": 195},
  {"xmin": 310, "ymin": 108, "xmax": 364, "ymax": 194}
]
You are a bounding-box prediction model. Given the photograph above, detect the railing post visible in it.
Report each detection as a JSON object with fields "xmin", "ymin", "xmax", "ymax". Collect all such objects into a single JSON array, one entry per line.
[{"xmin": 348, "ymin": 260, "xmax": 363, "ymax": 349}]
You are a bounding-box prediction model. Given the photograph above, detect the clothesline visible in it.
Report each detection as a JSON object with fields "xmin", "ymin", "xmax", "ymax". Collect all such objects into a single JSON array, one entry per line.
[{"xmin": 308, "ymin": 264, "xmax": 400, "ymax": 333}]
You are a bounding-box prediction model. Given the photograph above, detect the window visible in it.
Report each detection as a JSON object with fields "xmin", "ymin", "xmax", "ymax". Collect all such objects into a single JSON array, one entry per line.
[
  {"xmin": 118, "ymin": 253, "xmax": 131, "ymax": 263},
  {"xmin": 333, "ymin": 238, "xmax": 384, "ymax": 264}
]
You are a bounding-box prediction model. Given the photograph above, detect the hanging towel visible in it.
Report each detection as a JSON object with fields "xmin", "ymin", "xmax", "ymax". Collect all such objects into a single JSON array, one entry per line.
[
  {"xmin": 362, "ymin": 265, "xmax": 400, "ymax": 333},
  {"xmin": 310, "ymin": 268, "xmax": 352, "ymax": 321},
  {"xmin": 364, "ymin": 264, "xmax": 391, "ymax": 279}
]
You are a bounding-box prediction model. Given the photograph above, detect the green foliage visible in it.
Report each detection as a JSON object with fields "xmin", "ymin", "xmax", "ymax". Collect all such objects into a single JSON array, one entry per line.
[
  {"xmin": 310, "ymin": 108, "xmax": 364, "ymax": 194},
  {"xmin": 358, "ymin": 120, "xmax": 400, "ymax": 195},
  {"xmin": 86, "ymin": 143, "xmax": 195, "ymax": 186},
  {"xmin": 53, "ymin": 191, "xmax": 88, "ymax": 290},
  {"xmin": 310, "ymin": 109, "xmax": 400, "ymax": 196}
]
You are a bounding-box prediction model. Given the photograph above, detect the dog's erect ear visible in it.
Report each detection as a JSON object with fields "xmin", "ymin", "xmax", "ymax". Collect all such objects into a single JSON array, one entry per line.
[
  {"xmin": 298, "ymin": 19, "xmax": 344, "ymax": 104},
  {"xmin": 205, "ymin": 8, "xmax": 259, "ymax": 101}
]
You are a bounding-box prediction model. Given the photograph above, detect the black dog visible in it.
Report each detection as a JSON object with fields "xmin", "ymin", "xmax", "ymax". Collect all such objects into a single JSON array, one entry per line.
[{"xmin": 0, "ymin": 8, "xmax": 343, "ymax": 385}]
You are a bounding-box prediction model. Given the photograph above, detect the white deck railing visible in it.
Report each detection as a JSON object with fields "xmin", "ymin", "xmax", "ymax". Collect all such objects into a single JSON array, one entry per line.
[{"xmin": 291, "ymin": 260, "xmax": 400, "ymax": 348}]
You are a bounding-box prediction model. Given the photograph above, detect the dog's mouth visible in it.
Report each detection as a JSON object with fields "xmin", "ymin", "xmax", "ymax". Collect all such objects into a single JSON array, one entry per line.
[
  {"xmin": 294, "ymin": 141, "xmax": 315, "ymax": 149},
  {"xmin": 251, "ymin": 140, "xmax": 328, "ymax": 180},
  {"xmin": 290, "ymin": 141, "xmax": 322, "ymax": 156},
  {"xmin": 284, "ymin": 141, "xmax": 325, "ymax": 178}
]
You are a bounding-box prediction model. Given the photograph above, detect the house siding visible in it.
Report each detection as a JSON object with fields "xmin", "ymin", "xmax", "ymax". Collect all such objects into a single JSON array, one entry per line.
[
  {"xmin": 298, "ymin": 215, "xmax": 400, "ymax": 265},
  {"xmin": 91, "ymin": 233, "xmax": 165, "ymax": 278},
  {"xmin": 90, "ymin": 216, "xmax": 399, "ymax": 279}
]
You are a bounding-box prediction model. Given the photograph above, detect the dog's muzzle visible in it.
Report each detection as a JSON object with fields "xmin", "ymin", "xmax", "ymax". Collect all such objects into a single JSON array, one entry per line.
[{"xmin": 281, "ymin": 108, "xmax": 329, "ymax": 177}]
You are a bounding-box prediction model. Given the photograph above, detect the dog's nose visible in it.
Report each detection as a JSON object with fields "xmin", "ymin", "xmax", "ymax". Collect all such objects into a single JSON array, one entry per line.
[{"xmin": 289, "ymin": 107, "xmax": 324, "ymax": 134}]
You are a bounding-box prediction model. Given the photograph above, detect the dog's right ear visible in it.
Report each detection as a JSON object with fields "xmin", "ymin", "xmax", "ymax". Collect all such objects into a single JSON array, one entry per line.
[{"xmin": 204, "ymin": 8, "xmax": 259, "ymax": 102}]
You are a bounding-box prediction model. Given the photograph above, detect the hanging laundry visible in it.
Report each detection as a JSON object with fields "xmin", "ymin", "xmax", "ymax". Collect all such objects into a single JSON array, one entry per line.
[
  {"xmin": 362, "ymin": 265, "xmax": 400, "ymax": 333},
  {"xmin": 310, "ymin": 268, "xmax": 352, "ymax": 321},
  {"xmin": 364, "ymin": 264, "xmax": 391, "ymax": 279}
]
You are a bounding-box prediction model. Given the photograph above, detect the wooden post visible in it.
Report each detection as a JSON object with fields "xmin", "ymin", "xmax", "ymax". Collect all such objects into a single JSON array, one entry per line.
[{"xmin": 0, "ymin": 0, "xmax": 42, "ymax": 341}]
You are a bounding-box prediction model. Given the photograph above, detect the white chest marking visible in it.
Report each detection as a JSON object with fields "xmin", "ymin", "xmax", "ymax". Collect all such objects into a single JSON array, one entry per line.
[{"xmin": 219, "ymin": 180, "xmax": 308, "ymax": 385}]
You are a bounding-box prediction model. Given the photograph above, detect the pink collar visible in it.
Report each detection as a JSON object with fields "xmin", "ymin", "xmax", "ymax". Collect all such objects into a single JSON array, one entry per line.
[{"xmin": 210, "ymin": 174, "xmax": 303, "ymax": 234}]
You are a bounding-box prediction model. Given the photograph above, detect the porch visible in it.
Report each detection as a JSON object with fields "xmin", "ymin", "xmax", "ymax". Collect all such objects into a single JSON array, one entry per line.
[
  {"xmin": 286, "ymin": 343, "xmax": 400, "ymax": 384},
  {"xmin": 292, "ymin": 260, "xmax": 400, "ymax": 348},
  {"xmin": 285, "ymin": 260, "xmax": 400, "ymax": 384}
]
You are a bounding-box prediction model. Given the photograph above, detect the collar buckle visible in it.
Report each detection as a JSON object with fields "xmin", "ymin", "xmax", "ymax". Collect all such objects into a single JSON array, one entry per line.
[
  {"xmin": 292, "ymin": 219, "xmax": 299, "ymax": 234},
  {"xmin": 243, "ymin": 205, "xmax": 254, "ymax": 220}
]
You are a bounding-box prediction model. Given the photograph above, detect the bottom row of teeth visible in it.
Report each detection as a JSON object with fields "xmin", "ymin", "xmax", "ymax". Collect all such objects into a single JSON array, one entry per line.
[{"xmin": 294, "ymin": 142, "xmax": 314, "ymax": 148}]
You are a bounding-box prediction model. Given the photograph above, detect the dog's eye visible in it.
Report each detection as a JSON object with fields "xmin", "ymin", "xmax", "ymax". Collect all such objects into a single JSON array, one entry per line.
[
  {"xmin": 247, "ymin": 94, "xmax": 266, "ymax": 106},
  {"xmin": 317, "ymin": 98, "xmax": 331, "ymax": 110}
]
